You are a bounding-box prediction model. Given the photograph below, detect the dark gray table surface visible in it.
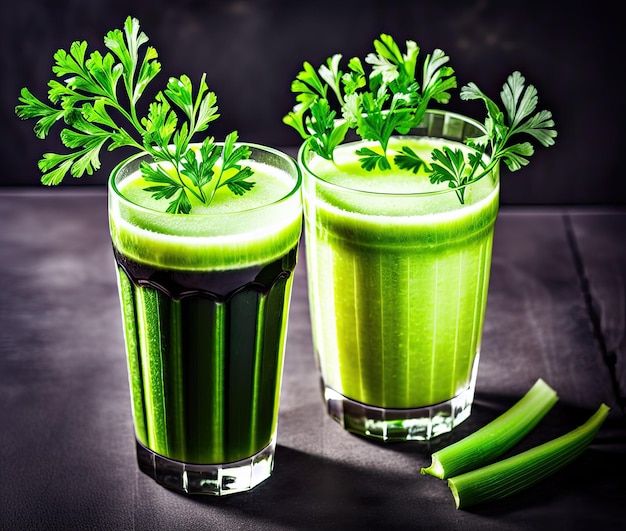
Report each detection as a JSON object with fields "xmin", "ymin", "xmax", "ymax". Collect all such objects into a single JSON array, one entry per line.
[{"xmin": 1, "ymin": 189, "xmax": 625, "ymax": 530}]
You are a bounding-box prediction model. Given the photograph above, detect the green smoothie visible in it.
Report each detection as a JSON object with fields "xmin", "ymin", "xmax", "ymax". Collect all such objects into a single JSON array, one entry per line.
[
  {"xmin": 302, "ymin": 135, "xmax": 499, "ymax": 433},
  {"xmin": 108, "ymin": 148, "xmax": 301, "ymax": 476},
  {"xmin": 14, "ymin": 15, "xmax": 309, "ymax": 494}
]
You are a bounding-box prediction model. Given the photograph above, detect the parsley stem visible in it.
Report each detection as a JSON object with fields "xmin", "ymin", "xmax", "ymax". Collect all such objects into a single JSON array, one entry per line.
[
  {"xmin": 454, "ymin": 189, "xmax": 465, "ymax": 204},
  {"xmin": 447, "ymin": 403, "xmax": 610, "ymax": 509},
  {"xmin": 421, "ymin": 378, "xmax": 558, "ymax": 479},
  {"xmin": 174, "ymin": 166, "xmax": 205, "ymax": 204},
  {"xmin": 207, "ymin": 166, "xmax": 226, "ymax": 206}
]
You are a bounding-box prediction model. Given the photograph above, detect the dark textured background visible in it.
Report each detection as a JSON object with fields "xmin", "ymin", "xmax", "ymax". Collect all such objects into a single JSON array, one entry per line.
[{"xmin": 2, "ymin": 0, "xmax": 624, "ymax": 204}]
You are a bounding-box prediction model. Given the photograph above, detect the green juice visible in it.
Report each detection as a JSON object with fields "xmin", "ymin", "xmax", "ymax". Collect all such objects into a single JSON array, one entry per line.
[
  {"xmin": 108, "ymin": 147, "xmax": 301, "ymax": 491},
  {"xmin": 302, "ymin": 133, "xmax": 499, "ymax": 439}
]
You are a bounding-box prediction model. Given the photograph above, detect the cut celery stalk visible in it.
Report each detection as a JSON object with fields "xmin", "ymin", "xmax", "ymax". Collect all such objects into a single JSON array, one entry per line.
[
  {"xmin": 447, "ymin": 403, "xmax": 610, "ymax": 509},
  {"xmin": 421, "ymin": 378, "xmax": 559, "ymax": 479}
]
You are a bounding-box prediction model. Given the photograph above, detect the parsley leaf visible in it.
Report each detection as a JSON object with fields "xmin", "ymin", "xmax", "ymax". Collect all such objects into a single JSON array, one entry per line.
[
  {"xmin": 419, "ymin": 71, "xmax": 557, "ymax": 202},
  {"xmin": 284, "ymin": 33, "xmax": 456, "ymax": 169},
  {"xmin": 394, "ymin": 146, "xmax": 428, "ymax": 174},
  {"xmin": 356, "ymin": 146, "xmax": 391, "ymax": 172},
  {"xmin": 15, "ymin": 16, "xmax": 253, "ymax": 214},
  {"xmin": 218, "ymin": 131, "xmax": 255, "ymax": 195},
  {"xmin": 284, "ymin": 35, "xmax": 557, "ymax": 203},
  {"xmin": 429, "ymin": 146, "xmax": 471, "ymax": 203}
]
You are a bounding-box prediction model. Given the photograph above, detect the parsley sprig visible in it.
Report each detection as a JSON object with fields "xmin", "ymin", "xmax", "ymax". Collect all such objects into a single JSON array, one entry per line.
[
  {"xmin": 15, "ymin": 16, "xmax": 255, "ymax": 214},
  {"xmin": 283, "ymin": 34, "xmax": 557, "ymax": 203}
]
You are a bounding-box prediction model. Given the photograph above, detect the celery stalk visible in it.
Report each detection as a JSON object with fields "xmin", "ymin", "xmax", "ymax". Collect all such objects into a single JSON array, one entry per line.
[
  {"xmin": 421, "ymin": 378, "xmax": 559, "ymax": 479},
  {"xmin": 447, "ymin": 403, "xmax": 610, "ymax": 509}
]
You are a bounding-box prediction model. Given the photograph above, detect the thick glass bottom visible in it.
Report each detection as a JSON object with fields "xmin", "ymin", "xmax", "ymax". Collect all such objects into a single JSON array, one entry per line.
[
  {"xmin": 323, "ymin": 380, "xmax": 477, "ymax": 442},
  {"xmin": 135, "ymin": 439, "xmax": 275, "ymax": 495}
]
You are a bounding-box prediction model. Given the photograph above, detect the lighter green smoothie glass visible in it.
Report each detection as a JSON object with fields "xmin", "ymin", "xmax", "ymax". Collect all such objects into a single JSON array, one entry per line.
[
  {"xmin": 287, "ymin": 36, "xmax": 555, "ymax": 442},
  {"xmin": 300, "ymin": 111, "xmax": 499, "ymax": 441},
  {"xmin": 109, "ymin": 143, "xmax": 302, "ymax": 494}
]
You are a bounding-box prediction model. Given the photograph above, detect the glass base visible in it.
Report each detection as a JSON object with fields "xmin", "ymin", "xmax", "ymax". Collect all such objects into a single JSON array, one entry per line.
[
  {"xmin": 323, "ymin": 384, "xmax": 476, "ymax": 442},
  {"xmin": 135, "ymin": 439, "xmax": 275, "ymax": 495}
]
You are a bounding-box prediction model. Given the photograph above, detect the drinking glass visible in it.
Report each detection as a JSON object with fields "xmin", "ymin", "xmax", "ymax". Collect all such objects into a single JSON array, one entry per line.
[
  {"xmin": 300, "ymin": 110, "xmax": 499, "ymax": 441},
  {"xmin": 109, "ymin": 144, "xmax": 302, "ymax": 494}
]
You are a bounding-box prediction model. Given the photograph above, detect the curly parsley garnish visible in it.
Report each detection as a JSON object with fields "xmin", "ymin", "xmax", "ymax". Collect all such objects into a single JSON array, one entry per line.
[
  {"xmin": 15, "ymin": 16, "xmax": 255, "ymax": 214},
  {"xmin": 283, "ymin": 33, "xmax": 557, "ymax": 203}
]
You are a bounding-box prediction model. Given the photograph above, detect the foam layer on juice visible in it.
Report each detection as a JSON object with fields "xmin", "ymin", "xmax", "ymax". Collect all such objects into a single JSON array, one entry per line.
[
  {"xmin": 306, "ymin": 137, "xmax": 499, "ymax": 247},
  {"xmin": 313, "ymin": 137, "xmax": 462, "ymax": 194},
  {"xmin": 109, "ymin": 160, "xmax": 302, "ymax": 271}
]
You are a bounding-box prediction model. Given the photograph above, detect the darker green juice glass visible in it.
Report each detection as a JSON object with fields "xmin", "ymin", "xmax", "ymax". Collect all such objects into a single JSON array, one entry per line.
[{"xmin": 109, "ymin": 143, "xmax": 302, "ymax": 494}]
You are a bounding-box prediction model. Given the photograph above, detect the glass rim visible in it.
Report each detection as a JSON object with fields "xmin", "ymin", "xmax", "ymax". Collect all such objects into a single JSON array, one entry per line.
[
  {"xmin": 298, "ymin": 109, "xmax": 495, "ymax": 199},
  {"xmin": 109, "ymin": 141, "xmax": 302, "ymax": 218}
]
